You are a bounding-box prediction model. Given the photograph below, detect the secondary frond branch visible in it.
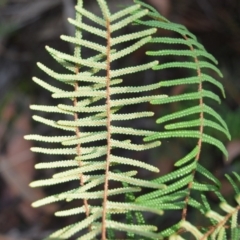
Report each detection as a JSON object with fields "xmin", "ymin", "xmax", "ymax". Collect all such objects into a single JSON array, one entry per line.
[
  {"xmin": 102, "ymin": 17, "xmax": 111, "ymax": 240},
  {"xmin": 74, "ymin": 0, "xmax": 90, "ymax": 222},
  {"xmin": 201, "ymin": 205, "xmax": 240, "ymax": 239},
  {"xmin": 73, "ymin": 80, "xmax": 90, "ymax": 218},
  {"xmin": 181, "ymin": 34, "xmax": 204, "ymax": 221}
]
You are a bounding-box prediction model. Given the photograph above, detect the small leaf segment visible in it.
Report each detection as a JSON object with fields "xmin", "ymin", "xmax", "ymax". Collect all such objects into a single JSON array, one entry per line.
[{"xmin": 171, "ymin": 173, "xmax": 240, "ymax": 239}]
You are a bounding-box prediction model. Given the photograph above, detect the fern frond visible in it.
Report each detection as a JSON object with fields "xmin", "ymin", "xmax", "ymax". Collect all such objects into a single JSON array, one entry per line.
[
  {"xmin": 27, "ymin": 1, "xmax": 166, "ymax": 238},
  {"xmin": 133, "ymin": 1, "xmax": 230, "ymax": 238},
  {"xmin": 26, "ymin": 0, "xmax": 232, "ymax": 238}
]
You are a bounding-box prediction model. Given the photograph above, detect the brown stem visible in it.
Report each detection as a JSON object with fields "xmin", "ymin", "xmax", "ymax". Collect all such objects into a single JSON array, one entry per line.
[
  {"xmin": 200, "ymin": 205, "xmax": 240, "ymax": 239},
  {"xmin": 181, "ymin": 35, "xmax": 204, "ymax": 221},
  {"xmin": 73, "ymin": 69, "xmax": 90, "ymax": 218},
  {"xmin": 101, "ymin": 18, "xmax": 111, "ymax": 240}
]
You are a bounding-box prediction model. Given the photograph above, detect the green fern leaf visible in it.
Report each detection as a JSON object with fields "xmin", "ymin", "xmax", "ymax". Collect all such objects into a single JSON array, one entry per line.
[
  {"xmin": 147, "ymin": 49, "xmax": 217, "ymax": 64},
  {"xmin": 174, "ymin": 146, "xmax": 199, "ymax": 166},
  {"xmin": 151, "ymin": 90, "xmax": 221, "ymax": 105},
  {"xmin": 144, "ymin": 130, "xmax": 228, "ymax": 157},
  {"xmin": 196, "ymin": 163, "xmax": 221, "ymax": 187}
]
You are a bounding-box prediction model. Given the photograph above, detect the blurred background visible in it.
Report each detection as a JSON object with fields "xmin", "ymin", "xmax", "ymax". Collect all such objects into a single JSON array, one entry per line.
[{"xmin": 0, "ymin": 0, "xmax": 240, "ymax": 239}]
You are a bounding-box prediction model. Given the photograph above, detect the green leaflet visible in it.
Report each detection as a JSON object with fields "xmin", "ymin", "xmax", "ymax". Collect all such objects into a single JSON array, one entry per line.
[
  {"xmin": 111, "ymin": 36, "xmax": 153, "ymax": 61},
  {"xmin": 68, "ymin": 18, "xmax": 106, "ymax": 38},
  {"xmin": 174, "ymin": 146, "xmax": 199, "ymax": 166},
  {"xmin": 32, "ymin": 190, "xmax": 75, "ymax": 207},
  {"xmin": 196, "ymin": 163, "xmax": 221, "ymax": 187},
  {"xmin": 110, "ymin": 61, "xmax": 159, "ymax": 78},
  {"xmin": 111, "ymin": 94, "xmax": 167, "ymax": 106},
  {"xmin": 111, "ymin": 28, "xmax": 157, "ymax": 45},
  {"xmin": 35, "ymin": 160, "xmax": 78, "ymax": 169},
  {"xmin": 153, "ymin": 61, "xmax": 223, "ymax": 77},
  {"xmin": 188, "ymin": 197, "xmax": 204, "ymax": 213},
  {"xmin": 52, "ymin": 162, "xmax": 107, "ymax": 177},
  {"xmin": 38, "ymin": 59, "xmax": 105, "ymax": 83},
  {"xmin": 32, "ymin": 76, "xmax": 65, "ymax": 93},
  {"xmin": 160, "ymin": 222, "xmax": 182, "ymax": 238},
  {"xmin": 32, "ymin": 115, "xmax": 75, "ymax": 131},
  {"xmin": 156, "ymin": 104, "xmax": 228, "ymax": 130},
  {"xmin": 78, "ymin": 227, "xmax": 102, "ymax": 240},
  {"xmin": 62, "ymin": 132, "xmax": 107, "ymax": 145},
  {"xmin": 106, "ymin": 201, "xmax": 164, "ymax": 215},
  {"xmin": 158, "ymin": 74, "xmax": 225, "ymax": 98},
  {"xmin": 140, "ymin": 201, "xmax": 185, "ymax": 211},
  {"xmin": 55, "ymin": 205, "xmax": 97, "ymax": 217},
  {"xmin": 110, "ymin": 83, "xmax": 160, "ymax": 94},
  {"xmin": 24, "ymin": 135, "xmax": 73, "ymax": 143},
  {"xmin": 53, "ymin": 88, "xmax": 106, "ymax": 98},
  {"xmin": 58, "ymin": 103, "xmax": 105, "ymax": 113},
  {"xmin": 30, "ymin": 105, "xmax": 73, "ymax": 115},
  {"xmin": 34, "ymin": 153, "xmax": 159, "ymax": 173},
  {"xmin": 111, "ymin": 138, "xmax": 160, "ymax": 151},
  {"xmin": 225, "ymin": 174, "xmax": 240, "ymax": 195},
  {"xmin": 138, "ymin": 190, "xmax": 188, "ymax": 207},
  {"xmin": 134, "ymin": 0, "xmax": 160, "ymax": 16},
  {"xmin": 30, "ymin": 175, "xmax": 79, "ymax": 187},
  {"xmin": 105, "ymin": 220, "xmax": 163, "ymax": 239},
  {"xmin": 46, "ymin": 46, "xmax": 113, "ymax": 71},
  {"xmin": 152, "ymin": 160, "xmax": 196, "ymax": 184},
  {"xmin": 31, "ymin": 146, "xmax": 90, "ymax": 155},
  {"xmin": 136, "ymin": 175, "xmax": 193, "ymax": 202},
  {"xmin": 108, "ymin": 172, "xmax": 165, "ymax": 189},
  {"xmin": 192, "ymin": 181, "xmax": 218, "ymax": 192},
  {"xmin": 147, "ymin": 49, "xmax": 217, "ymax": 64},
  {"xmin": 110, "ymin": 126, "xmax": 154, "ymax": 136},
  {"xmin": 75, "ymin": 6, "xmax": 106, "ymax": 26},
  {"xmin": 165, "ymin": 118, "xmax": 231, "ymax": 140},
  {"xmin": 109, "ymin": 155, "xmax": 159, "ymax": 173},
  {"xmin": 61, "ymin": 35, "xmax": 108, "ymax": 54},
  {"xmin": 144, "ymin": 130, "xmax": 228, "ymax": 157},
  {"xmin": 110, "ymin": 4, "xmax": 141, "ymax": 22},
  {"xmin": 110, "ymin": 9, "xmax": 149, "ymax": 32},
  {"xmin": 135, "ymin": 19, "xmax": 197, "ymax": 40},
  {"xmin": 60, "ymin": 187, "xmax": 142, "ymax": 200},
  {"xmin": 180, "ymin": 221, "xmax": 204, "ymax": 239},
  {"xmin": 151, "ymin": 90, "xmax": 221, "ymax": 105},
  {"xmin": 149, "ymin": 37, "xmax": 205, "ymax": 50},
  {"xmin": 48, "ymin": 211, "xmax": 102, "ymax": 239}
]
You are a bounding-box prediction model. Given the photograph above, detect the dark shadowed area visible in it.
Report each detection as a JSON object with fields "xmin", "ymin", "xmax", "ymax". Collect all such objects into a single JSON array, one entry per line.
[{"xmin": 0, "ymin": 0, "xmax": 240, "ymax": 239}]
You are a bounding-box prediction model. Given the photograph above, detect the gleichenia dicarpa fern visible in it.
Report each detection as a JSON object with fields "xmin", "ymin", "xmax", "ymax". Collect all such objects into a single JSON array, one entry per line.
[{"xmin": 24, "ymin": 0, "xmax": 239, "ymax": 239}]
